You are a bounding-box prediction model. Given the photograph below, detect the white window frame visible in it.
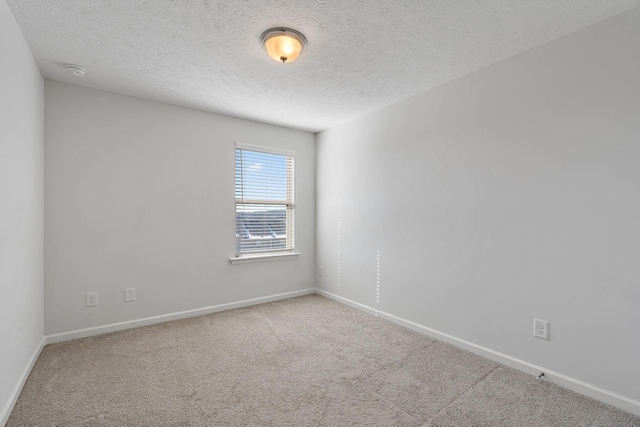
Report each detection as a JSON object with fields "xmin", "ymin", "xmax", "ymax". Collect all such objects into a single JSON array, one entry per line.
[{"xmin": 230, "ymin": 143, "xmax": 299, "ymax": 264}]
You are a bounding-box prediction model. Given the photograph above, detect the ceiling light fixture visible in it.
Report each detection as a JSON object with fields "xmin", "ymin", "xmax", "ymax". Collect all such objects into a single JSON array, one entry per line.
[
  {"xmin": 65, "ymin": 64, "xmax": 86, "ymax": 76},
  {"xmin": 260, "ymin": 28, "xmax": 307, "ymax": 64}
]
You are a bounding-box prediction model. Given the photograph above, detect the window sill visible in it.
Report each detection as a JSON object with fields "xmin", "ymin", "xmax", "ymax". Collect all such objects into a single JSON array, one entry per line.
[{"xmin": 229, "ymin": 252, "xmax": 300, "ymax": 265}]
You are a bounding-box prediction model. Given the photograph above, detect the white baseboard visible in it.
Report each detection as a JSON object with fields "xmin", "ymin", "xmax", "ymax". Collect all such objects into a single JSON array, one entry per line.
[
  {"xmin": 8, "ymin": 288, "xmax": 638, "ymax": 423},
  {"xmin": 3, "ymin": 289, "xmax": 314, "ymax": 425},
  {"xmin": 46, "ymin": 288, "xmax": 316, "ymax": 344},
  {"xmin": 0, "ymin": 336, "xmax": 46, "ymax": 427},
  {"xmin": 315, "ymin": 289, "xmax": 640, "ymax": 417}
]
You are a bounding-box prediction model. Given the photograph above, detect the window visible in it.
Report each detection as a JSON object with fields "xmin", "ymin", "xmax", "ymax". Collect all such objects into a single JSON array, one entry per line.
[{"xmin": 235, "ymin": 144, "xmax": 294, "ymax": 256}]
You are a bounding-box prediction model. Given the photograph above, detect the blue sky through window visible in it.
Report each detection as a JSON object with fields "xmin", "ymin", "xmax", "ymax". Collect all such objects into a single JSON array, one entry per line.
[{"xmin": 235, "ymin": 149, "xmax": 288, "ymax": 202}]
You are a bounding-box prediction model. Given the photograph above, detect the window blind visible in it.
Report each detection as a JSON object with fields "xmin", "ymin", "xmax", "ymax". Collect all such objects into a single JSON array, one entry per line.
[{"xmin": 235, "ymin": 146, "xmax": 294, "ymax": 254}]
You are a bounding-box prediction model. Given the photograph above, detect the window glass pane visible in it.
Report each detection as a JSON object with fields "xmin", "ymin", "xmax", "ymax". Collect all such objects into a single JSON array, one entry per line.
[
  {"xmin": 235, "ymin": 150, "xmax": 288, "ymax": 202},
  {"xmin": 236, "ymin": 204, "xmax": 287, "ymax": 252}
]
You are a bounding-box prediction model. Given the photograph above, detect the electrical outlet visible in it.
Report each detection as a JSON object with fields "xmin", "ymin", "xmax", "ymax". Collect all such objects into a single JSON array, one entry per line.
[
  {"xmin": 319, "ymin": 266, "xmax": 323, "ymax": 276},
  {"xmin": 125, "ymin": 288, "xmax": 135, "ymax": 302},
  {"xmin": 534, "ymin": 319, "xmax": 549, "ymax": 340},
  {"xmin": 86, "ymin": 292, "xmax": 98, "ymax": 307}
]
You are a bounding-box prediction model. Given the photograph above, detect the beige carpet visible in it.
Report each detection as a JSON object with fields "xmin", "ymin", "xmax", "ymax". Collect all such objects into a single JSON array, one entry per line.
[{"xmin": 8, "ymin": 294, "xmax": 640, "ymax": 426}]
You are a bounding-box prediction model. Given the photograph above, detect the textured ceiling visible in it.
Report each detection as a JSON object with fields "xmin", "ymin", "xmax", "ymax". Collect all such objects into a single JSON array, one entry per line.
[{"xmin": 7, "ymin": 0, "xmax": 640, "ymax": 132}]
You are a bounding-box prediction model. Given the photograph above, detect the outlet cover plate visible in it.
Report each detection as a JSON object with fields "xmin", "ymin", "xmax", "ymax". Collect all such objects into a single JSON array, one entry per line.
[
  {"xmin": 86, "ymin": 292, "xmax": 98, "ymax": 307},
  {"xmin": 125, "ymin": 288, "xmax": 135, "ymax": 302},
  {"xmin": 534, "ymin": 319, "xmax": 549, "ymax": 340}
]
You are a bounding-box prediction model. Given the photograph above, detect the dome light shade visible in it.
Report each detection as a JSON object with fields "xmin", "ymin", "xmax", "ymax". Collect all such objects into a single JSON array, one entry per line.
[
  {"xmin": 66, "ymin": 64, "xmax": 86, "ymax": 76},
  {"xmin": 260, "ymin": 28, "xmax": 307, "ymax": 64}
]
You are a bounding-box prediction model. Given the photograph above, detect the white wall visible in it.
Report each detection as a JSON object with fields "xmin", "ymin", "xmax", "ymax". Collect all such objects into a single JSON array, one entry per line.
[
  {"xmin": 44, "ymin": 81, "xmax": 315, "ymax": 335},
  {"xmin": 317, "ymin": 6, "xmax": 640, "ymax": 405},
  {"xmin": 0, "ymin": 0, "xmax": 45, "ymax": 423}
]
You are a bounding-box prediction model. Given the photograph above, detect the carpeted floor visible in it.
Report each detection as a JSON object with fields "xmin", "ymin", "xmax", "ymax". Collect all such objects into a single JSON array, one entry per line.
[{"xmin": 8, "ymin": 294, "xmax": 640, "ymax": 426}]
